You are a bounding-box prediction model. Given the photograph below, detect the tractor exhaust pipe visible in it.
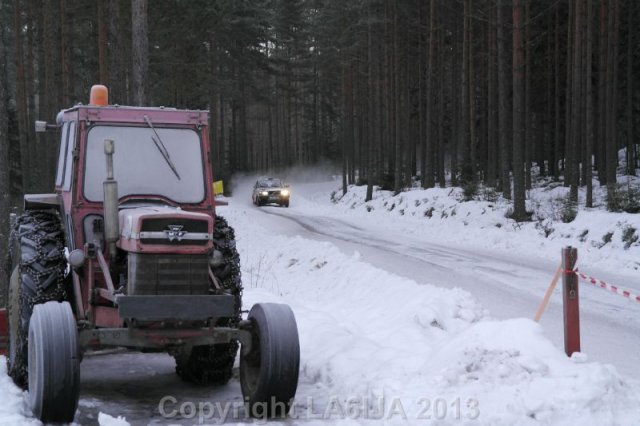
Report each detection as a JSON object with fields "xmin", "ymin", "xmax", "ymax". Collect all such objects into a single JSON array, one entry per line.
[{"xmin": 103, "ymin": 139, "xmax": 119, "ymax": 259}]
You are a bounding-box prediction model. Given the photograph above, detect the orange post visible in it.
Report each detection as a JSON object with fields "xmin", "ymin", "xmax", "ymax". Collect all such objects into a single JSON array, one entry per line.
[
  {"xmin": 534, "ymin": 264, "xmax": 562, "ymax": 322},
  {"xmin": 562, "ymin": 246, "xmax": 580, "ymax": 356}
]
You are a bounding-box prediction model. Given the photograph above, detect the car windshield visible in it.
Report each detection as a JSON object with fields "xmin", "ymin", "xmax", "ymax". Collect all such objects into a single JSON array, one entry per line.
[
  {"xmin": 259, "ymin": 179, "xmax": 282, "ymax": 188},
  {"xmin": 84, "ymin": 125, "xmax": 205, "ymax": 203}
]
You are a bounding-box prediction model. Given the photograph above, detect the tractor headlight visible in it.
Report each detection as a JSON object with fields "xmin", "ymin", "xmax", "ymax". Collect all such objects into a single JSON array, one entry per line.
[
  {"xmin": 281, "ymin": 189, "xmax": 290, "ymax": 196},
  {"xmin": 261, "ymin": 191, "xmax": 268, "ymax": 196}
]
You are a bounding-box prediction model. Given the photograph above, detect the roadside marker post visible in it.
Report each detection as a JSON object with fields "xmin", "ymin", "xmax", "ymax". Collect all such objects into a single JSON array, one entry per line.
[
  {"xmin": 536, "ymin": 246, "xmax": 638, "ymax": 357},
  {"xmin": 562, "ymin": 246, "xmax": 580, "ymax": 357}
]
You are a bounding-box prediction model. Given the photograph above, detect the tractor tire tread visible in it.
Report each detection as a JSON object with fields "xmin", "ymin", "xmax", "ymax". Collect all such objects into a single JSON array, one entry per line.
[{"xmin": 7, "ymin": 210, "xmax": 67, "ymax": 389}]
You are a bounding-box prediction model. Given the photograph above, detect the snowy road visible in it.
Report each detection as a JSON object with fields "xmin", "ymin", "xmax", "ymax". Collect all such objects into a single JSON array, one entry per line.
[{"xmin": 251, "ymin": 181, "xmax": 640, "ymax": 381}]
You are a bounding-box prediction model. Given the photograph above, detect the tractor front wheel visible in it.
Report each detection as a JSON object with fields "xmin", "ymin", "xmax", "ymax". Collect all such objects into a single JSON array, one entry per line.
[
  {"xmin": 28, "ymin": 301, "xmax": 80, "ymax": 423},
  {"xmin": 240, "ymin": 303, "xmax": 300, "ymax": 418}
]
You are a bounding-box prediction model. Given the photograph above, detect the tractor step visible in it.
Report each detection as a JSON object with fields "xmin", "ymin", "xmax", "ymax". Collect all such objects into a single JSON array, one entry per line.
[{"xmin": 0, "ymin": 308, "xmax": 7, "ymax": 356}]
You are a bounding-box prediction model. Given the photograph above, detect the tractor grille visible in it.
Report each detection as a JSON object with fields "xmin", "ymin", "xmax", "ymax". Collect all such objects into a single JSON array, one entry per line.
[
  {"xmin": 141, "ymin": 218, "xmax": 209, "ymax": 233},
  {"xmin": 139, "ymin": 218, "xmax": 209, "ymax": 246},
  {"xmin": 127, "ymin": 253, "xmax": 210, "ymax": 295}
]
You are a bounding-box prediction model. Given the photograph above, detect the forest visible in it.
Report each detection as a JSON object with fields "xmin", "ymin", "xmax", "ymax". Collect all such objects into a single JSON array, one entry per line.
[{"xmin": 0, "ymin": 0, "xmax": 638, "ymax": 227}]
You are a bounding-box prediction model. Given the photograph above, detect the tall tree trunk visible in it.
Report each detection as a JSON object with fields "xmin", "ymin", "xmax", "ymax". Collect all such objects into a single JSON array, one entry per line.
[
  {"xmin": 108, "ymin": 0, "xmax": 124, "ymax": 103},
  {"xmin": 564, "ymin": 0, "xmax": 574, "ymax": 186},
  {"xmin": 436, "ymin": 20, "xmax": 446, "ymax": 188},
  {"xmin": 585, "ymin": 0, "xmax": 594, "ymax": 206},
  {"xmin": 544, "ymin": 8, "xmax": 553, "ymax": 178},
  {"xmin": 626, "ymin": 1, "xmax": 636, "ymax": 176},
  {"xmin": 597, "ymin": 0, "xmax": 608, "ymax": 184},
  {"xmin": 605, "ymin": 0, "xmax": 619, "ymax": 190},
  {"xmin": 424, "ymin": 0, "xmax": 435, "ymax": 188},
  {"xmin": 366, "ymin": 1, "xmax": 374, "ymax": 202},
  {"xmin": 348, "ymin": 64, "xmax": 356, "ymax": 185},
  {"xmin": 14, "ymin": 0, "xmax": 30, "ymax": 192},
  {"xmin": 467, "ymin": 0, "xmax": 476, "ymax": 182},
  {"xmin": 553, "ymin": 4, "xmax": 561, "ymax": 180},
  {"xmin": 512, "ymin": 0, "xmax": 526, "ymax": 219},
  {"xmin": 341, "ymin": 60, "xmax": 348, "ymax": 195},
  {"xmin": 393, "ymin": 1, "xmax": 401, "ymax": 193},
  {"xmin": 0, "ymin": 0, "xmax": 12, "ymax": 306},
  {"xmin": 487, "ymin": 6, "xmax": 497, "ymax": 187},
  {"xmin": 26, "ymin": 0, "xmax": 37, "ymax": 189},
  {"xmin": 43, "ymin": 0, "xmax": 59, "ymax": 185},
  {"xmin": 60, "ymin": 0, "xmax": 70, "ymax": 106},
  {"xmin": 524, "ymin": 0, "xmax": 532, "ymax": 189},
  {"xmin": 451, "ymin": 25, "xmax": 460, "ymax": 186},
  {"xmin": 377, "ymin": 40, "xmax": 385, "ymax": 186},
  {"xmin": 209, "ymin": 37, "xmax": 218, "ymax": 178},
  {"xmin": 460, "ymin": 0, "xmax": 470, "ymax": 183},
  {"xmin": 418, "ymin": 0, "xmax": 425, "ymax": 188},
  {"xmin": 131, "ymin": 0, "xmax": 148, "ymax": 106},
  {"xmin": 219, "ymin": 91, "xmax": 226, "ymax": 176},
  {"xmin": 569, "ymin": 0, "xmax": 583, "ymax": 202},
  {"xmin": 497, "ymin": 0, "xmax": 511, "ymax": 198},
  {"xmin": 98, "ymin": 0, "xmax": 108, "ymax": 84}
]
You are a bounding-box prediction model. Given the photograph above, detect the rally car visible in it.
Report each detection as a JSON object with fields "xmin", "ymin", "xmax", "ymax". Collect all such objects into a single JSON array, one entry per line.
[{"xmin": 252, "ymin": 177, "xmax": 290, "ymax": 207}]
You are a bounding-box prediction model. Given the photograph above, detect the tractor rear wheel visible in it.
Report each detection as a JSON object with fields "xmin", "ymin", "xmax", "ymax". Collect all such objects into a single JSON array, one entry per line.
[
  {"xmin": 240, "ymin": 303, "xmax": 300, "ymax": 418},
  {"xmin": 28, "ymin": 301, "xmax": 80, "ymax": 423},
  {"xmin": 173, "ymin": 216, "xmax": 243, "ymax": 385},
  {"xmin": 6, "ymin": 211, "xmax": 68, "ymax": 389}
]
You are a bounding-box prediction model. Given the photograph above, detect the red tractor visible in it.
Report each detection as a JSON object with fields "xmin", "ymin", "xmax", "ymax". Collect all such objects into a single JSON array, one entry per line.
[{"xmin": 0, "ymin": 85, "xmax": 300, "ymax": 423}]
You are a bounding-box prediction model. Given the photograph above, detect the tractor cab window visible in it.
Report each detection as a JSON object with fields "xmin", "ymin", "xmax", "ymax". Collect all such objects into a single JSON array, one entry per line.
[
  {"xmin": 55, "ymin": 122, "xmax": 70, "ymax": 187},
  {"xmin": 56, "ymin": 121, "xmax": 77, "ymax": 190},
  {"xmin": 62, "ymin": 121, "xmax": 76, "ymax": 191},
  {"xmin": 84, "ymin": 125, "xmax": 205, "ymax": 204}
]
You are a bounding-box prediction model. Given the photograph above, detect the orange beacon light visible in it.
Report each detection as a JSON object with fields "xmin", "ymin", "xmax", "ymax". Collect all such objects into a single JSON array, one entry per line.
[{"xmin": 89, "ymin": 84, "xmax": 109, "ymax": 106}]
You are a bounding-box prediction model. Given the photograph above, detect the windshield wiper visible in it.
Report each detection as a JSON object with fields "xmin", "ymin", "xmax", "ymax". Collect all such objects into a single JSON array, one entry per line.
[{"xmin": 144, "ymin": 115, "xmax": 181, "ymax": 180}]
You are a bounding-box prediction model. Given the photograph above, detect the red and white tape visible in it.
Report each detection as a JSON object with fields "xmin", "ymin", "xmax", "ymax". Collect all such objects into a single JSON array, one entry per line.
[{"xmin": 572, "ymin": 270, "xmax": 640, "ymax": 303}]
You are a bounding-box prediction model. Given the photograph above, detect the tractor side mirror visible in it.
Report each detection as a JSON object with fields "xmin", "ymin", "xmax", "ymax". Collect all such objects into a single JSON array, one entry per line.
[
  {"xmin": 35, "ymin": 121, "xmax": 48, "ymax": 133},
  {"xmin": 35, "ymin": 120, "xmax": 60, "ymax": 132}
]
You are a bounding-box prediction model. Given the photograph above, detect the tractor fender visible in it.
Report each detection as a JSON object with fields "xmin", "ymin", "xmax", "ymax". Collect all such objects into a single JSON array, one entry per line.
[{"xmin": 23, "ymin": 194, "xmax": 62, "ymax": 211}]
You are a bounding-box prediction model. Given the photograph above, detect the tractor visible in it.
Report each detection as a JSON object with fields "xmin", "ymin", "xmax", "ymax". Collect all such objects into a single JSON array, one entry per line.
[{"xmin": 0, "ymin": 85, "xmax": 300, "ymax": 423}]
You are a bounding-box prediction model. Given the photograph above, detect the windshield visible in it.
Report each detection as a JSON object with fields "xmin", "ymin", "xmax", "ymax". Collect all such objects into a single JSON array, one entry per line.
[
  {"xmin": 84, "ymin": 125, "xmax": 205, "ymax": 203},
  {"xmin": 259, "ymin": 179, "xmax": 283, "ymax": 188}
]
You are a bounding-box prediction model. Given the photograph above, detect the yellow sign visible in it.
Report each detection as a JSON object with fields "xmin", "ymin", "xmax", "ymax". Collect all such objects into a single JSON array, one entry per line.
[{"xmin": 213, "ymin": 180, "xmax": 224, "ymax": 195}]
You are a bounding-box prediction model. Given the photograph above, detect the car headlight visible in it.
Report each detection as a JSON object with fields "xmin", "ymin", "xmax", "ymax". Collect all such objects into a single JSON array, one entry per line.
[
  {"xmin": 281, "ymin": 189, "xmax": 290, "ymax": 196},
  {"xmin": 260, "ymin": 191, "xmax": 268, "ymax": 196}
]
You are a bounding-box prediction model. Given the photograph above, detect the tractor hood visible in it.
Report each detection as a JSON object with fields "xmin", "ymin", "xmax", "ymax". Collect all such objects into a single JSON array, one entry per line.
[{"xmin": 117, "ymin": 206, "xmax": 213, "ymax": 254}]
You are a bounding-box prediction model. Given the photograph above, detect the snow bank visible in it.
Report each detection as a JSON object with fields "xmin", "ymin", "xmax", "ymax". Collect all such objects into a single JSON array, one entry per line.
[
  {"xmin": 0, "ymin": 358, "xmax": 38, "ymax": 425},
  {"xmin": 224, "ymin": 205, "xmax": 640, "ymax": 425},
  {"xmin": 315, "ymin": 183, "xmax": 640, "ymax": 277},
  {"xmin": 97, "ymin": 412, "xmax": 130, "ymax": 426}
]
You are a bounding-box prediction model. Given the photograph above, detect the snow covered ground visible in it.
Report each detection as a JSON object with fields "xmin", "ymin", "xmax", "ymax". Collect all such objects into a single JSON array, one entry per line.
[
  {"xmin": 300, "ymin": 177, "xmax": 640, "ymax": 277},
  {"xmin": 226, "ymin": 189, "xmax": 640, "ymax": 425},
  {"xmin": 1, "ymin": 175, "xmax": 639, "ymax": 425}
]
